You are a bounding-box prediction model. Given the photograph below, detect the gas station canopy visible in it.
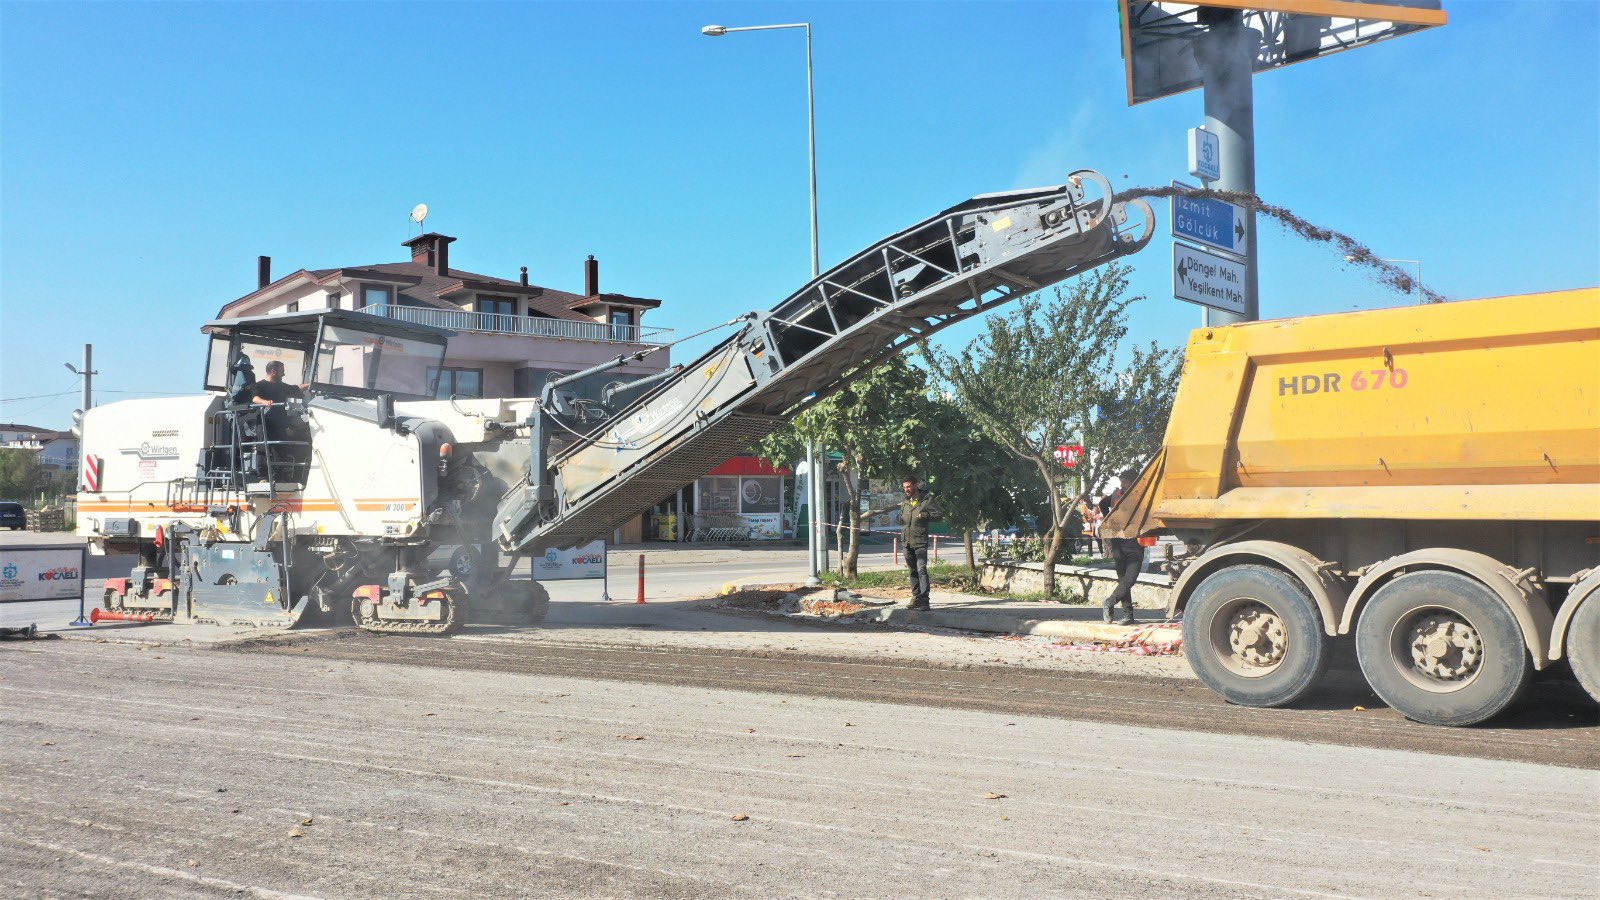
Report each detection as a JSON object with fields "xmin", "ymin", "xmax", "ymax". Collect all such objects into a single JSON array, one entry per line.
[{"xmin": 1120, "ymin": 1, "xmax": 1448, "ymax": 105}]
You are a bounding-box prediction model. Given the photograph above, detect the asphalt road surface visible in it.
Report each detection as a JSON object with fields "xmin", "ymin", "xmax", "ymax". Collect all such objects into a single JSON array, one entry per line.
[
  {"xmin": 5, "ymin": 536, "xmax": 1596, "ymax": 896},
  {"xmin": 4, "ymin": 631, "xmax": 1596, "ymax": 899}
]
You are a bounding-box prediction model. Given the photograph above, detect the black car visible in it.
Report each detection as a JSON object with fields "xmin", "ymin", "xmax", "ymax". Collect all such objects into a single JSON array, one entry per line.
[{"xmin": 0, "ymin": 501, "xmax": 25, "ymax": 530}]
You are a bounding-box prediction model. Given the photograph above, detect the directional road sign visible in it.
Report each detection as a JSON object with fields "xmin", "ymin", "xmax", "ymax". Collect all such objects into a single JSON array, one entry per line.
[
  {"xmin": 1173, "ymin": 243, "xmax": 1247, "ymax": 316},
  {"xmin": 1170, "ymin": 181, "xmax": 1247, "ymax": 257}
]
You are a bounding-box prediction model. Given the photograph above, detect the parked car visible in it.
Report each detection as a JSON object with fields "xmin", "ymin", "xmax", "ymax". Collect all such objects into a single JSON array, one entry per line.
[{"xmin": 0, "ymin": 500, "xmax": 25, "ymax": 530}]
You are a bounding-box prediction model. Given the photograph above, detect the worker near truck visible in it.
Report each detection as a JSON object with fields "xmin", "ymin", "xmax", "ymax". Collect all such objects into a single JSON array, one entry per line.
[
  {"xmin": 1098, "ymin": 469, "xmax": 1143, "ymax": 626},
  {"xmin": 875, "ymin": 477, "xmax": 942, "ymax": 611}
]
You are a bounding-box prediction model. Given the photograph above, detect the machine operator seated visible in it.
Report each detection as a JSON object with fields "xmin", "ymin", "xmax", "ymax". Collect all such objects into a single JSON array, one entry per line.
[
  {"xmin": 251, "ymin": 359, "xmax": 305, "ymax": 407},
  {"xmin": 249, "ymin": 360, "xmax": 311, "ymax": 486}
]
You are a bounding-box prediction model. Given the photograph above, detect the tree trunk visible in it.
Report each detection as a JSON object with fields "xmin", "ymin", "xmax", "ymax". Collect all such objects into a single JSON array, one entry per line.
[
  {"xmin": 841, "ymin": 468, "xmax": 864, "ymax": 579},
  {"xmin": 1041, "ymin": 526, "xmax": 1066, "ymax": 600},
  {"xmin": 963, "ymin": 528, "xmax": 976, "ymax": 577},
  {"xmin": 1034, "ymin": 453, "xmax": 1066, "ymax": 600}
]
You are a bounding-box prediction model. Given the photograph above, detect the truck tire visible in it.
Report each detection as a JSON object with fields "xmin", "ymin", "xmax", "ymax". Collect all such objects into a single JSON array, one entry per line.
[
  {"xmin": 1182, "ymin": 564, "xmax": 1332, "ymax": 707},
  {"xmin": 1355, "ymin": 571, "xmax": 1531, "ymax": 726},
  {"xmin": 1565, "ymin": 595, "xmax": 1600, "ymax": 704}
]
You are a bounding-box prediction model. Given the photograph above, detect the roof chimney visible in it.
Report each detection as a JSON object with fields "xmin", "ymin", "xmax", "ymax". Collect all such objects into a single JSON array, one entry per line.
[
  {"xmin": 584, "ymin": 255, "xmax": 599, "ymax": 297},
  {"xmin": 401, "ymin": 233, "xmax": 456, "ymax": 277},
  {"xmin": 520, "ymin": 266, "xmax": 529, "ymax": 286},
  {"xmin": 257, "ymin": 255, "xmax": 272, "ymax": 289}
]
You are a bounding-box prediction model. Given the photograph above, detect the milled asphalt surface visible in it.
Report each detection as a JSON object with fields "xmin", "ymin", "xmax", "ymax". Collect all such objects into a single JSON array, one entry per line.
[
  {"xmin": 5, "ymin": 638, "xmax": 1597, "ymax": 899},
  {"xmin": 4, "ymin": 534, "xmax": 1598, "ymax": 897}
]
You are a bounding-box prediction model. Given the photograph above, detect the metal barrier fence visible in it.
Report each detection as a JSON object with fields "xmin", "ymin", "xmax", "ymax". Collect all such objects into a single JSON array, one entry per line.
[
  {"xmin": 24, "ymin": 508, "xmax": 69, "ymax": 532},
  {"xmin": 364, "ymin": 304, "xmax": 672, "ymax": 346},
  {"xmin": 685, "ymin": 513, "xmax": 752, "ymax": 542}
]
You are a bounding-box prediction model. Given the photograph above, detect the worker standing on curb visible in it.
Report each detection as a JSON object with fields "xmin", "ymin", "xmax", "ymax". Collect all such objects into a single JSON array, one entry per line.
[
  {"xmin": 1099, "ymin": 469, "xmax": 1144, "ymax": 626},
  {"xmin": 893, "ymin": 477, "xmax": 941, "ymax": 611}
]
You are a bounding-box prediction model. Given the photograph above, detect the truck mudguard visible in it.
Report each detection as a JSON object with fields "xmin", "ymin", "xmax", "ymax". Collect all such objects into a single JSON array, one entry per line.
[
  {"xmin": 1548, "ymin": 567, "xmax": 1600, "ymax": 661},
  {"xmin": 1168, "ymin": 540, "xmax": 1348, "ymax": 636},
  {"xmin": 1342, "ymin": 548, "xmax": 1554, "ymax": 669}
]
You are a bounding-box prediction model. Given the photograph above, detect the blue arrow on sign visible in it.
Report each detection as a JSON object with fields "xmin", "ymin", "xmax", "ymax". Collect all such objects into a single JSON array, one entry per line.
[{"xmin": 1170, "ymin": 183, "xmax": 1246, "ymax": 257}]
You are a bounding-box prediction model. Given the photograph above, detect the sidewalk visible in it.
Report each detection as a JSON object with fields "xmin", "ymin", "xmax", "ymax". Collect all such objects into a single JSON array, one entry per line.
[{"xmin": 718, "ymin": 580, "xmax": 1182, "ymax": 651}]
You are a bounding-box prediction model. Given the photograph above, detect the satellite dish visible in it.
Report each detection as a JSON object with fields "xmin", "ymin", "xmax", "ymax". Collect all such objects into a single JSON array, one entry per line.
[{"xmin": 410, "ymin": 203, "xmax": 429, "ymax": 226}]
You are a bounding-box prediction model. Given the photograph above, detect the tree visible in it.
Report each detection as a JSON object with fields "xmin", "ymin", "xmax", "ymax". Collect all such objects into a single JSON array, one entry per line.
[
  {"xmin": 924, "ymin": 264, "xmax": 1181, "ymax": 597},
  {"xmin": 0, "ymin": 449, "xmax": 46, "ymax": 504},
  {"xmin": 757, "ymin": 355, "xmax": 940, "ymax": 578},
  {"xmin": 921, "ymin": 395, "xmax": 1041, "ymax": 575}
]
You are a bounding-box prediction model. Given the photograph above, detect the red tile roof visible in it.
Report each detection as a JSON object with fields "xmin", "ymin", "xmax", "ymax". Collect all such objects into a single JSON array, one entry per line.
[{"xmin": 220, "ymin": 257, "xmax": 606, "ymax": 323}]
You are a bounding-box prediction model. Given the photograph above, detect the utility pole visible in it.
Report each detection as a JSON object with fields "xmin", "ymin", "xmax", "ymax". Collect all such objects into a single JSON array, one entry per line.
[
  {"xmin": 81, "ymin": 344, "xmax": 94, "ymax": 410},
  {"xmin": 65, "ymin": 343, "xmax": 97, "ymax": 411},
  {"xmin": 1194, "ymin": 9, "xmax": 1259, "ymax": 325}
]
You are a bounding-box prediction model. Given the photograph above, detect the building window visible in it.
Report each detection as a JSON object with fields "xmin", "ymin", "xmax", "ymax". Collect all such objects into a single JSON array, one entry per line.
[
  {"xmin": 476, "ymin": 296, "xmax": 517, "ymax": 333},
  {"xmin": 428, "ymin": 367, "xmax": 483, "ymax": 399},
  {"xmin": 328, "ymin": 291, "xmax": 342, "ymax": 310},
  {"xmin": 609, "ymin": 307, "xmax": 634, "ymax": 340},
  {"xmin": 476, "ymin": 296, "xmax": 516, "ymax": 316},
  {"xmin": 361, "ymin": 285, "xmax": 392, "ymax": 309},
  {"xmin": 286, "ymin": 301, "xmax": 299, "ymax": 313}
]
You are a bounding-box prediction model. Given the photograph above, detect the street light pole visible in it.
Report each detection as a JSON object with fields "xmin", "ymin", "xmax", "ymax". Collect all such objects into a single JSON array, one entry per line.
[
  {"xmin": 64, "ymin": 343, "xmax": 96, "ymax": 412},
  {"xmin": 703, "ymin": 21, "xmax": 828, "ymax": 583}
]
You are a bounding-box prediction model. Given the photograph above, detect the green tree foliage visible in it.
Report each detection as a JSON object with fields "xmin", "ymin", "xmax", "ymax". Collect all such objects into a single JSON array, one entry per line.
[
  {"xmin": 921, "ymin": 398, "xmax": 1042, "ymax": 574},
  {"xmin": 0, "ymin": 448, "xmax": 71, "ymax": 506},
  {"xmin": 925, "ymin": 264, "xmax": 1182, "ymax": 597},
  {"xmin": 757, "ymin": 356, "xmax": 940, "ymax": 577}
]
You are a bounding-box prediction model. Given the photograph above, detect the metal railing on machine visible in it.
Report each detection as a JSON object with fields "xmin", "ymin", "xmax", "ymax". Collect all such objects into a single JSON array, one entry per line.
[{"xmin": 363, "ymin": 304, "xmax": 672, "ymax": 346}]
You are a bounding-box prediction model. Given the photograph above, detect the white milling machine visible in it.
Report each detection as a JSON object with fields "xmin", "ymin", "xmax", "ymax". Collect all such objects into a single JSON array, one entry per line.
[{"xmin": 77, "ymin": 172, "xmax": 1152, "ymax": 634}]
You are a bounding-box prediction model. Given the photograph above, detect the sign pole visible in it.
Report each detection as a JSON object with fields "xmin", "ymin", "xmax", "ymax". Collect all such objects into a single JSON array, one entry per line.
[
  {"xmin": 1195, "ymin": 10, "xmax": 1259, "ymax": 324},
  {"xmin": 70, "ymin": 545, "xmax": 91, "ymax": 626}
]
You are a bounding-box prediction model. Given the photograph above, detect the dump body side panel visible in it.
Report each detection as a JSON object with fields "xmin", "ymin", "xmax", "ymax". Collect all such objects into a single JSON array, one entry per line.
[{"xmin": 1124, "ymin": 289, "xmax": 1600, "ymax": 530}]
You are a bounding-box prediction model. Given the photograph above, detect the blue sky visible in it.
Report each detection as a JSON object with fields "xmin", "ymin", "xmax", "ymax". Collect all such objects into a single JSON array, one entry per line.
[{"xmin": 3, "ymin": 1, "xmax": 1596, "ymax": 430}]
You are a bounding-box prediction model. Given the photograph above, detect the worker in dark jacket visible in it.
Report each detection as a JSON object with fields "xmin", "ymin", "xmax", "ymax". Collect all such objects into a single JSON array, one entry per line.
[
  {"xmin": 893, "ymin": 477, "xmax": 942, "ymax": 610},
  {"xmin": 1098, "ymin": 468, "xmax": 1144, "ymax": 626}
]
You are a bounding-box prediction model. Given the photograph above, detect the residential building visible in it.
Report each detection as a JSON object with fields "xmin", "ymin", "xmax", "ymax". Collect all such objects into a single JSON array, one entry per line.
[
  {"xmin": 0, "ymin": 423, "xmax": 79, "ymax": 471},
  {"xmin": 219, "ymin": 233, "xmax": 672, "ymax": 403}
]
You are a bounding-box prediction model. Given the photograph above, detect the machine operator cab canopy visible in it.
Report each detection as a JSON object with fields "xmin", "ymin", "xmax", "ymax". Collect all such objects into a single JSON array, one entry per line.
[{"xmin": 201, "ymin": 309, "xmax": 454, "ymax": 402}]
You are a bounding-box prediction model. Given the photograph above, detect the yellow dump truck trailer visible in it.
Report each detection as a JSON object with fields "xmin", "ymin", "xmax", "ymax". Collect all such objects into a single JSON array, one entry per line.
[{"xmin": 1106, "ymin": 288, "xmax": 1600, "ymax": 725}]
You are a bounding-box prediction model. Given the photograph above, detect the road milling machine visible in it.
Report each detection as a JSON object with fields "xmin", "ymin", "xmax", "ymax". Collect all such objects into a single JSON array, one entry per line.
[{"xmin": 77, "ymin": 170, "xmax": 1153, "ymax": 634}]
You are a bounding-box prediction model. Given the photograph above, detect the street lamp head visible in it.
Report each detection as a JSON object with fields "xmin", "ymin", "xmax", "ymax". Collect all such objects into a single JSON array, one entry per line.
[
  {"xmin": 1343, "ymin": 255, "xmax": 1357, "ymax": 264},
  {"xmin": 701, "ymin": 25, "xmax": 728, "ymax": 36},
  {"xmin": 64, "ymin": 363, "xmax": 79, "ymax": 374}
]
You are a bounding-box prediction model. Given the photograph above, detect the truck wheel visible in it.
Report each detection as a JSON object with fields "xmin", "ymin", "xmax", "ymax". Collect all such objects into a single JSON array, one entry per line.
[
  {"xmin": 1182, "ymin": 564, "xmax": 1332, "ymax": 707},
  {"xmin": 1355, "ymin": 571, "xmax": 1531, "ymax": 726},
  {"xmin": 1564, "ymin": 595, "xmax": 1600, "ymax": 704}
]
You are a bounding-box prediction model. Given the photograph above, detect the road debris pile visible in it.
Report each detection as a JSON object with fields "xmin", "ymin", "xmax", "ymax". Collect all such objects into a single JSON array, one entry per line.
[{"xmin": 1032, "ymin": 622, "xmax": 1184, "ymax": 657}]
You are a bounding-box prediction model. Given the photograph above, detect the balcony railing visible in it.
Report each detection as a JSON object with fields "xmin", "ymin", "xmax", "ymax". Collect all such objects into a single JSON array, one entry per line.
[{"xmin": 363, "ymin": 304, "xmax": 671, "ymax": 346}]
